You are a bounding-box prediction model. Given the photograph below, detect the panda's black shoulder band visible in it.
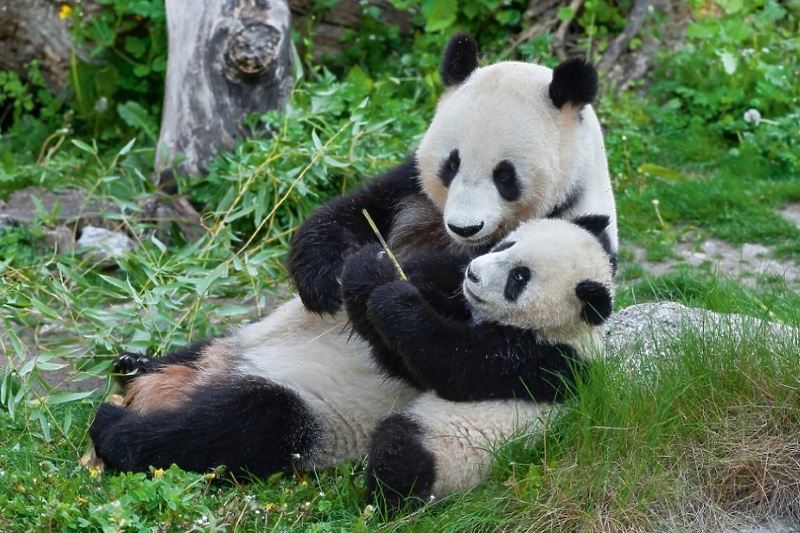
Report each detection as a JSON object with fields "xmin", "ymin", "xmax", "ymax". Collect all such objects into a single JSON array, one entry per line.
[
  {"xmin": 572, "ymin": 214, "xmax": 610, "ymax": 237},
  {"xmin": 549, "ymin": 57, "xmax": 599, "ymax": 110},
  {"xmin": 440, "ymin": 33, "xmax": 479, "ymax": 87}
]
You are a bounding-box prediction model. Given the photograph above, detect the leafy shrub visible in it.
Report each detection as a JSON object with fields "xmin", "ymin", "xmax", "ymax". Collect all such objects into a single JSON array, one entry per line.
[
  {"xmin": 67, "ymin": 0, "xmax": 167, "ymax": 142},
  {"xmin": 649, "ymin": 0, "xmax": 799, "ymax": 175}
]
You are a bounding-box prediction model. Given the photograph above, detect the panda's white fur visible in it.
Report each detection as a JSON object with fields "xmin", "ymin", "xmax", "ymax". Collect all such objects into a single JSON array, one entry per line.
[
  {"xmin": 229, "ymin": 299, "xmax": 419, "ymax": 468},
  {"xmin": 464, "ymin": 217, "xmax": 613, "ymax": 352},
  {"xmin": 418, "ymin": 62, "xmax": 617, "ymax": 249},
  {"xmin": 364, "ymin": 217, "xmax": 615, "ymax": 503},
  {"xmin": 89, "ymin": 34, "xmax": 618, "ymax": 489}
]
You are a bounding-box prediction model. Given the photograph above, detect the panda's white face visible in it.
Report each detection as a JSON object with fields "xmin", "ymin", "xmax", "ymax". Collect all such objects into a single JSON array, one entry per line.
[
  {"xmin": 417, "ymin": 62, "xmax": 587, "ymax": 247},
  {"xmin": 462, "ymin": 218, "xmax": 613, "ymax": 336}
]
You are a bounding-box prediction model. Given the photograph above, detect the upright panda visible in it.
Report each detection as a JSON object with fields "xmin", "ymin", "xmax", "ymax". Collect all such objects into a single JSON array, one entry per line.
[
  {"xmin": 89, "ymin": 34, "xmax": 617, "ymax": 480},
  {"xmin": 340, "ymin": 216, "xmax": 615, "ymax": 506},
  {"xmin": 286, "ymin": 32, "xmax": 617, "ymax": 315}
]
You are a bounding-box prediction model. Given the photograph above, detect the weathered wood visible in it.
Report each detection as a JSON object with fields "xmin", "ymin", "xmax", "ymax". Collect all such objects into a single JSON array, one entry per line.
[
  {"xmin": 597, "ymin": 0, "xmax": 652, "ymax": 74},
  {"xmin": 155, "ymin": 0, "xmax": 293, "ymax": 182}
]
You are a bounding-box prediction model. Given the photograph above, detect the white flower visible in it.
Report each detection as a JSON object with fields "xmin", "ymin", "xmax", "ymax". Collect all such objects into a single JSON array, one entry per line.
[
  {"xmin": 742, "ymin": 48, "xmax": 755, "ymax": 56},
  {"xmin": 743, "ymin": 108, "xmax": 761, "ymax": 125}
]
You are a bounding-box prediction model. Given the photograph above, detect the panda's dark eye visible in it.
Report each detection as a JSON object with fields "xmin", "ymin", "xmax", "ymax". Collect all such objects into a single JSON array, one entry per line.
[
  {"xmin": 491, "ymin": 241, "xmax": 515, "ymax": 253},
  {"xmin": 504, "ymin": 266, "xmax": 531, "ymax": 302},
  {"xmin": 439, "ymin": 149, "xmax": 460, "ymax": 187},
  {"xmin": 493, "ymin": 160, "xmax": 521, "ymax": 201}
]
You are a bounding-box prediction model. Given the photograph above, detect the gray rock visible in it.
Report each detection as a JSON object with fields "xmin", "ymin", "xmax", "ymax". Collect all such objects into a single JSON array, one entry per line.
[
  {"xmin": 605, "ymin": 302, "xmax": 796, "ymax": 374},
  {"xmin": 76, "ymin": 226, "xmax": 134, "ymax": 262},
  {"xmin": 0, "ymin": 186, "xmax": 119, "ymax": 230}
]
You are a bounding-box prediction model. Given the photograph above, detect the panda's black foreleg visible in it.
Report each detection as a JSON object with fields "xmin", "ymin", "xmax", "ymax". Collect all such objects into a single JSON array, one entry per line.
[
  {"xmin": 90, "ymin": 375, "xmax": 322, "ymax": 477},
  {"xmin": 286, "ymin": 159, "xmax": 421, "ymax": 314},
  {"xmin": 113, "ymin": 338, "xmax": 213, "ymax": 388},
  {"xmin": 341, "ymin": 244, "xmax": 422, "ymax": 385},
  {"xmin": 366, "ymin": 412, "xmax": 436, "ymax": 510}
]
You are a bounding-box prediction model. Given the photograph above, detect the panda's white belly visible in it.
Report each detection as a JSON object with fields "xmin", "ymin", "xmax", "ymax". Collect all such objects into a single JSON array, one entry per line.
[{"xmin": 231, "ymin": 297, "xmax": 420, "ymax": 467}]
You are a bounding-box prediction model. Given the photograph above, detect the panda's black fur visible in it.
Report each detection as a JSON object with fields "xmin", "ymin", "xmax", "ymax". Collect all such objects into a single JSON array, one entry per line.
[
  {"xmin": 89, "ymin": 33, "xmax": 618, "ymax": 496},
  {"xmin": 341, "ymin": 215, "xmax": 615, "ymax": 507}
]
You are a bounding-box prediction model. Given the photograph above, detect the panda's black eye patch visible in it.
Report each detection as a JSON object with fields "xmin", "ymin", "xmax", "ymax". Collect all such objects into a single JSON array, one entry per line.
[
  {"xmin": 493, "ymin": 160, "xmax": 521, "ymax": 201},
  {"xmin": 491, "ymin": 241, "xmax": 515, "ymax": 253},
  {"xmin": 439, "ymin": 149, "xmax": 460, "ymax": 187},
  {"xmin": 504, "ymin": 266, "xmax": 531, "ymax": 301}
]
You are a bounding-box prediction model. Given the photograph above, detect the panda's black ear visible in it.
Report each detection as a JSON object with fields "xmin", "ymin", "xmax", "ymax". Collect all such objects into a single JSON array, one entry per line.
[
  {"xmin": 573, "ymin": 214, "xmax": 610, "ymax": 238},
  {"xmin": 549, "ymin": 58, "xmax": 599, "ymax": 110},
  {"xmin": 575, "ymin": 280, "xmax": 612, "ymax": 326},
  {"xmin": 440, "ymin": 33, "xmax": 479, "ymax": 87}
]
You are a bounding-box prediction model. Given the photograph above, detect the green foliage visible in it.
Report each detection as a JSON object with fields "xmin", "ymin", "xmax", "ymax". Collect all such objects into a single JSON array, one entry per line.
[
  {"xmin": 67, "ymin": 0, "xmax": 167, "ymax": 141},
  {"xmin": 187, "ymin": 69, "xmax": 431, "ymax": 240},
  {"xmin": 1, "ymin": 0, "xmax": 800, "ymax": 530},
  {"xmin": 650, "ymin": 0, "xmax": 800, "ymax": 175}
]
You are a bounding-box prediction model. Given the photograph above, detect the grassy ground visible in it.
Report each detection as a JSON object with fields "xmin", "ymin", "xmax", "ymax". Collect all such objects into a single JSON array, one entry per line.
[
  {"xmin": 2, "ymin": 2, "xmax": 800, "ymax": 528},
  {"xmin": 2, "ymin": 138, "xmax": 799, "ymax": 531}
]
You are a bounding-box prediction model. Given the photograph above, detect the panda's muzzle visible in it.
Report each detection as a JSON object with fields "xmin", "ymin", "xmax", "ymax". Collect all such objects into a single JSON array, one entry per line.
[{"xmin": 447, "ymin": 221, "xmax": 484, "ymax": 238}]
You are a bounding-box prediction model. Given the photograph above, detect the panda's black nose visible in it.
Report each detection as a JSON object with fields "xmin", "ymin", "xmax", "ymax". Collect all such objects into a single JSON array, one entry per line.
[
  {"xmin": 448, "ymin": 222, "xmax": 484, "ymax": 238},
  {"xmin": 466, "ymin": 266, "xmax": 479, "ymax": 283}
]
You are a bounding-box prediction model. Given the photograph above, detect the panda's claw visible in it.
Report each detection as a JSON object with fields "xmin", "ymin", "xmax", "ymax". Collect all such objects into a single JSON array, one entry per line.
[{"xmin": 113, "ymin": 352, "xmax": 157, "ymax": 386}]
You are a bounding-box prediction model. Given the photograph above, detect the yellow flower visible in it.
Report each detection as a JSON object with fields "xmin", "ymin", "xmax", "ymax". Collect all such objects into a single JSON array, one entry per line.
[
  {"xmin": 90, "ymin": 468, "xmax": 100, "ymax": 478},
  {"xmin": 59, "ymin": 4, "xmax": 72, "ymax": 19},
  {"xmin": 153, "ymin": 468, "xmax": 165, "ymax": 477},
  {"xmin": 265, "ymin": 503, "xmax": 277, "ymax": 511}
]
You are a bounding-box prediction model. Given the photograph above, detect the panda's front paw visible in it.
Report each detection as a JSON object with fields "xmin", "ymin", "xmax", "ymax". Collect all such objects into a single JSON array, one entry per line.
[
  {"xmin": 366, "ymin": 281, "xmax": 423, "ymax": 331},
  {"xmin": 341, "ymin": 244, "xmax": 399, "ymax": 308}
]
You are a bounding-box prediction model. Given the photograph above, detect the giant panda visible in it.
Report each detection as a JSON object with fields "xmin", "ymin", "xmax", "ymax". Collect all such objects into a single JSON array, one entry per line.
[
  {"xmin": 339, "ymin": 215, "xmax": 615, "ymax": 506},
  {"xmin": 286, "ymin": 32, "xmax": 617, "ymax": 315},
  {"xmin": 89, "ymin": 33, "xmax": 617, "ymax": 481}
]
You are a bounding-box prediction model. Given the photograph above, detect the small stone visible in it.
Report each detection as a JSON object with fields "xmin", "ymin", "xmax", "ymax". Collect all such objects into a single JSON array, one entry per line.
[{"xmin": 76, "ymin": 226, "xmax": 134, "ymax": 262}]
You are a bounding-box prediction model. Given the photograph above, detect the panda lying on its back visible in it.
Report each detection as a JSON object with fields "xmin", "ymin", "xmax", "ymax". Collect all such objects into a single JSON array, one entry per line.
[
  {"xmin": 90, "ymin": 33, "xmax": 617, "ymax": 485},
  {"xmin": 340, "ymin": 215, "xmax": 615, "ymax": 506}
]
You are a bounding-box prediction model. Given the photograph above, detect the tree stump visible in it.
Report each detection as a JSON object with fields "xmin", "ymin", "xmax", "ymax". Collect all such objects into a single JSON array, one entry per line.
[{"xmin": 156, "ymin": 0, "xmax": 293, "ymax": 186}]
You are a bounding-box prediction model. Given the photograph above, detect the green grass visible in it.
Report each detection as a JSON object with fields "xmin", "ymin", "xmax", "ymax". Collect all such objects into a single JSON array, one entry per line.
[
  {"xmin": 3, "ymin": 315, "xmax": 798, "ymax": 531},
  {"xmin": 2, "ymin": 1, "xmax": 800, "ymax": 529}
]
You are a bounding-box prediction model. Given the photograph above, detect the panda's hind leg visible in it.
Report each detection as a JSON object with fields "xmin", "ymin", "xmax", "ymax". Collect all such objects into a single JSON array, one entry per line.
[
  {"xmin": 367, "ymin": 393, "xmax": 549, "ymax": 509},
  {"xmin": 90, "ymin": 375, "xmax": 323, "ymax": 477},
  {"xmin": 365, "ymin": 412, "xmax": 437, "ymax": 510}
]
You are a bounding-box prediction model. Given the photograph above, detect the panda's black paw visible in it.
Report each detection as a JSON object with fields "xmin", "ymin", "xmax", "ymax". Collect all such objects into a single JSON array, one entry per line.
[
  {"xmin": 341, "ymin": 244, "xmax": 399, "ymax": 312},
  {"xmin": 366, "ymin": 413, "xmax": 436, "ymax": 512},
  {"xmin": 113, "ymin": 352, "xmax": 157, "ymax": 385},
  {"xmin": 368, "ymin": 281, "xmax": 420, "ymax": 315}
]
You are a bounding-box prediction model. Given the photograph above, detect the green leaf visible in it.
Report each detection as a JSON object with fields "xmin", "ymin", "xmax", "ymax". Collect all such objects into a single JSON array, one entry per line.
[
  {"xmin": 45, "ymin": 390, "xmax": 96, "ymax": 405},
  {"xmin": 119, "ymin": 138, "xmax": 136, "ymax": 156},
  {"xmin": 124, "ymin": 36, "xmax": 147, "ymax": 57},
  {"xmin": 719, "ymin": 0, "xmax": 743, "ymax": 14},
  {"xmin": 117, "ymin": 101, "xmax": 157, "ymax": 142},
  {"xmin": 71, "ymin": 139, "xmax": 97, "ymax": 155},
  {"xmin": 30, "ymin": 297, "xmax": 61, "ymax": 320},
  {"xmin": 422, "ymin": 0, "xmax": 458, "ymax": 32},
  {"xmin": 196, "ymin": 263, "xmax": 227, "ymax": 296},
  {"xmin": 557, "ymin": 7, "xmax": 575, "ymax": 21},
  {"xmin": 638, "ymin": 164, "xmax": 686, "ymax": 181}
]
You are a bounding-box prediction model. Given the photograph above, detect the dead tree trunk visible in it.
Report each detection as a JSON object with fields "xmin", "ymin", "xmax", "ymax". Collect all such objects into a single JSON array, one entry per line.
[{"xmin": 156, "ymin": 0, "xmax": 293, "ymax": 186}]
